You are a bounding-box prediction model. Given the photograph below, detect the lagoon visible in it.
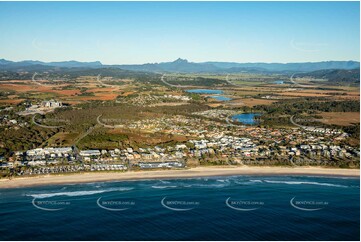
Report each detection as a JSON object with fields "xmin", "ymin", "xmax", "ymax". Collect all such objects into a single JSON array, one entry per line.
[
  {"xmin": 186, "ymin": 89, "xmax": 223, "ymax": 94},
  {"xmin": 231, "ymin": 113, "xmax": 261, "ymax": 125},
  {"xmin": 210, "ymin": 95, "xmax": 232, "ymax": 101}
]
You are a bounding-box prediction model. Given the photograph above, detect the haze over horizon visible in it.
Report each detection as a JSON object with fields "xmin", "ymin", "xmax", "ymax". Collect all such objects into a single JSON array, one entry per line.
[
  {"xmin": 1, "ymin": 57, "xmax": 360, "ymax": 66},
  {"xmin": 0, "ymin": 2, "xmax": 359, "ymax": 64}
]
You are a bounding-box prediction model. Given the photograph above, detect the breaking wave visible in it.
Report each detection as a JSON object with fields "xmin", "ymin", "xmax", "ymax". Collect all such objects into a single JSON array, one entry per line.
[
  {"xmin": 27, "ymin": 187, "xmax": 134, "ymax": 199},
  {"xmin": 151, "ymin": 185, "xmax": 178, "ymax": 189},
  {"xmin": 263, "ymin": 180, "xmax": 347, "ymax": 188}
]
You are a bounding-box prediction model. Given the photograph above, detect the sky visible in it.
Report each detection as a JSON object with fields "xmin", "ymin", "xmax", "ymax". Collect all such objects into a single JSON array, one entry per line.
[{"xmin": 0, "ymin": 1, "xmax": 359, "ymax": 64}]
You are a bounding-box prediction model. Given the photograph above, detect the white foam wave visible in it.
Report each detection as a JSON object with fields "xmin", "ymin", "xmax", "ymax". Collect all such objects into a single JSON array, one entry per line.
[
  {"xmin": 27, "ymin": 187, "xmax": 134, "ymax": 199},
  {"xmin": 234, "ymin": 179, "xmax": 263, "ymax": 185},
  {"xmin": 151, "ymin": 185, "xmax": 178, "ymax": 189},
  {"xmin": 263, "ymin": 180, "xmax": 347, "ymax": 188},
  {"xmin": 194, "ymin": 183, "xmax": 229, "ymax": 188}
]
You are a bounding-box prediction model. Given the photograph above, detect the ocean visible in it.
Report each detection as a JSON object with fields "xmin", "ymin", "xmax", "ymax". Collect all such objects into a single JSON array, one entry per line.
[{"xmin": 0, "ymin": 175, "xmax": 359, "ymax": 240}]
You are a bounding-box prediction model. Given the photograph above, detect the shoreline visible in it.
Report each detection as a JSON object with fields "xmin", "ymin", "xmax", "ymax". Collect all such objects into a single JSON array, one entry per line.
[{"xmin": 0, "ymin": 166, "xmax": 359, "ymax": 189}]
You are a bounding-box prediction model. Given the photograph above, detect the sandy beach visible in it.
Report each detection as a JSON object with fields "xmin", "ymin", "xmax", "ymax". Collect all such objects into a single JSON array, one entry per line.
[{"xmin": 0, "ymin": 166, "xmax": 359, "ymax": 189}]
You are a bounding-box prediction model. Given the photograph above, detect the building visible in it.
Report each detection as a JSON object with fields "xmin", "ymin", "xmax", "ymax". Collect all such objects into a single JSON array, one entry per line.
[
  {"xmin": 41, "ymin": 100, "xmax": 62, "ymax": 108},
  {"xmin": 79, "ymin": 150, "xmax": 101, "ymax": 157}
]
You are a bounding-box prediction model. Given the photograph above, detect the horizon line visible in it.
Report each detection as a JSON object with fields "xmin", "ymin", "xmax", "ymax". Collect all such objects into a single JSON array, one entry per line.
[{"xmin": 1, "ymin": 58, "xmax": 360, "ymax": 66}]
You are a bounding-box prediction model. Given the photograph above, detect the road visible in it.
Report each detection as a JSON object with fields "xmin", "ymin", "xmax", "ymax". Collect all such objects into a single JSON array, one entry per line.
[
  {"xmin": 96, "ymin": 74, "xmax": 115, "ymax": 88},
  {"xmin": 31, "ymin": 72, "xmax": 42, "ymax": 85},
  {"xmin": 32, "ymin": 114, "xmax": 63, "ymax": 129},
  {"xmin": 289, "ymin": 73, "xmax": 316, "ymax": 88},
  {"xmin": 74, "ymin": 124, "xmax": 99, "ymax": 145},
  {"xmin": 290, "ymin": 115, "xmax": 317, "ymax": 130},
  {"xmin": 96, "ymin": 114, "xmax": 123, "ymax": 128},
  {"xmin": 71, "ymin": 124, "xmax": 99, "ymax": 162},
  {"xmin": 225, "ymin": 74, "xmax": 242, "ymax": 87},
  {"xmin": 31, "ymin": 72, "xmax": 51, "ymax": 86},
  {"xmin": 160, "ymin": 74, "xmax": 192, "ymax": 88}
]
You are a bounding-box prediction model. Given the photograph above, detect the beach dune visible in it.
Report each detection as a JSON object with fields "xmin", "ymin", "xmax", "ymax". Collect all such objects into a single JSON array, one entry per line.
[{"xmin": 0, "ymin": 166, "xmax": 359, "ymax": 189}]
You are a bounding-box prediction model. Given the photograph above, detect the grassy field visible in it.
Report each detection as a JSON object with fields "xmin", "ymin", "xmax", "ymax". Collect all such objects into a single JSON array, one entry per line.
[
  {"xmin": 319, "ymin": 112, "xmax": 360, "ymax": 126},
  {"xmin": 42, "ymin": 132, "xmax": 80, "ymax": 147}
]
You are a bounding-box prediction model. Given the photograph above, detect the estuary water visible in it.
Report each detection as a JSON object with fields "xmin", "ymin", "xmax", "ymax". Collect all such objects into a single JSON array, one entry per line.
[
  {"xmin": 186, "ymin": 89, "xmax": 223, "ymax": 94},
  {"xmin": 210, "ymin": 95, "xmax": 232, "ymax": 101},
  {"xmin": 0, "ymin": 175, "xmax": 359, "ymax": 240},
  {"xmin": 232, "ymin": 113, "xmax": 262, "ymax": 125}
]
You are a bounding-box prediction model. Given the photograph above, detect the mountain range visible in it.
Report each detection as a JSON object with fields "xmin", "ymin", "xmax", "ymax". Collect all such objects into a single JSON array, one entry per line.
[{"xmin": 0, "ymin": 58, "xmax": 359, "ymax": 73}]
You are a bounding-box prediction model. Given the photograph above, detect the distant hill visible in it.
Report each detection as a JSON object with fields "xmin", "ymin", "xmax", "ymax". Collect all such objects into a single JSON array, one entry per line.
[
  {"xmin": 0, "ymin": 59, "xmax": 102, "ymax": 71},
  {"xmin": 115, "ymin": 59, "xmax": 360, "ymax": 73},
  {"xmin": 0, "ymin": 58, "xmax": 359, "ymax": 73},
  {"xmin": 113, "ymin": 58, "xmax": 223, "ymax": 73},
  {"xmin": 297, "ymin": 69, "xmax": 360, "ymax": 85},
  {"xmin": 205, "ymin": 61, "xmax": 360, "ymax": 72}
]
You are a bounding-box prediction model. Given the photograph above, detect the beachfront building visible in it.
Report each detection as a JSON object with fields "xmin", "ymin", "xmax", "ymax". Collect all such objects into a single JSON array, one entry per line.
[
  {"xmin": 138, "ymin": 161, "xmax": 184, "ymax": 169},
  {"xmin": 26, "ymin": 147, "xmax": 73, "ymax": 157},
  {"xmin": 79, "ymin": 150, "xmax": 101, "ymax": 157}
]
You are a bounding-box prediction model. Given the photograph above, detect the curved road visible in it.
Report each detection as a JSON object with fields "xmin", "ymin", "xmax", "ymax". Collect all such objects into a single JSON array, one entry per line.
[
  {"xmin": 225, "ymin": 74, "xmax": 243, "ymax": 87},
  {"xmin": 32, "ymin": 114, "xmax": 64, "ymax": 129},
  {"xmin": 97, "ymin": 74, "xmax": 115, "ymax": 88},
  {"xmin": 97, "ymin": 114, "xmax": 123, "ymax": 129},
  {"xmin": 32, "ymin": 72, "xmax": 42, "ymax": 86},
  {"xmin": 289, "ymin": 73, "xmax": 316, "ymax": 88},
  {"xmin": 32, "ymin": 72, "xmax": 51, "ymax": 86},
  {"xmin": 290, "ymin": 115, "xmax": 317, "ymax": 130},
  {"xmin": 160, "ymin": 74, "xmax": 192, "ymax": 88}
]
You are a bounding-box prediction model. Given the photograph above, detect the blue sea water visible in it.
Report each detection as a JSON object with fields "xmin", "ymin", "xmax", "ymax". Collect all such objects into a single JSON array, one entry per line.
[
  {"xmin": 232, "ymin": 113, "xmax": 262, "ymax": 125},
  {"xmin": 0, "ymin": 175, "xmax": 359, "ymax": 241},
  {"xmin": 186, "ymin": 89, "xmax": 223, "ymax": 94}
]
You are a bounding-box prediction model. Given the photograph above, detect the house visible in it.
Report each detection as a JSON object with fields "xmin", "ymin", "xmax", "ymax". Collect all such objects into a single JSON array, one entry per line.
[{"xmin": 80, "ymin": 150, "xmax": 101, "ymax": 157}]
